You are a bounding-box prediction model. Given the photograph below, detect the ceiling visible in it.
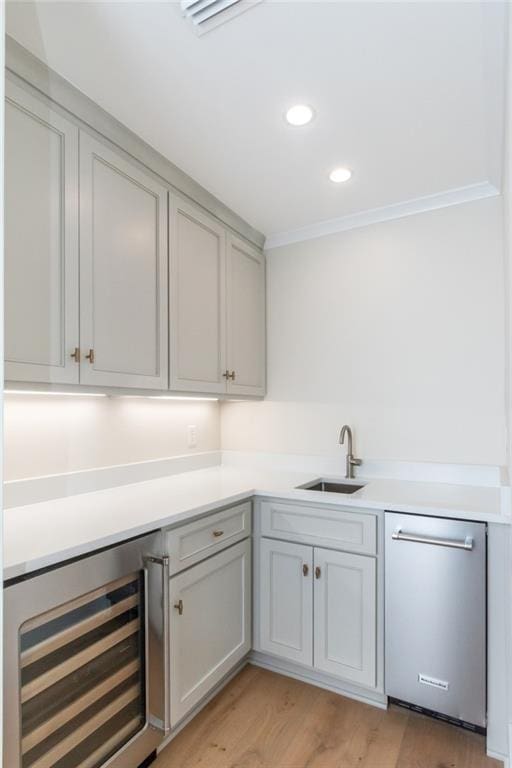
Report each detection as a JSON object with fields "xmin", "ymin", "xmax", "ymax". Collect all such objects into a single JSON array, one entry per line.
[{"xmin": 6, "ymin": 1, "xmax": 507, "ymax": 240}]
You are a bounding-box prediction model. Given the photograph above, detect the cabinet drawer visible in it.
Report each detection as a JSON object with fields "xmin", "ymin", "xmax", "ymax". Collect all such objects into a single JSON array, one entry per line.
[
  {"xmin": 260, "ymin": 501, "xmax": 376, "ymax": 555},
  {"xmin": 165, "ymin": 502, "xmax": 251, "ymax": 574}
]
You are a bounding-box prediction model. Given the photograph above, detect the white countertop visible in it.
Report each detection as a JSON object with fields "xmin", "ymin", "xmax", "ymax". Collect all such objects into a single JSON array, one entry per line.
[{"xmin": 4, "ymin": 465, "xmax": 509, "ymax": 580}]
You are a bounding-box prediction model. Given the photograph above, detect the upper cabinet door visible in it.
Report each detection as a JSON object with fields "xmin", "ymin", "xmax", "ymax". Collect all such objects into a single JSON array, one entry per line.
[
  {"xmin": 313, "ymin": 548, "xmax": 376, "ymax": 688},
  {"xmin": 169, "ymin": 197, "xmax": 226, "ymax": 393},
  {"xmin": 5, "ymin": 81, "xmax": 80, "ymax": 384},
  {"xmin": 79, "ymin": 133, "xmax": 168, "ymax": 389},
  {"xmin": 226, "ymin": 235, "xmax": 266, "ymax": 396}
]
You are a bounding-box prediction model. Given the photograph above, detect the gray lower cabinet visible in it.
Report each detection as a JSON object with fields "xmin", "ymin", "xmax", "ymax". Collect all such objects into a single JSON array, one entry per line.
[
  {"xmin": 258, "ymin": 537, "xmax": 377, "ymax": 689},
  {"xmin": 258, "ymin": 538, "xmax": 313, "ymax": 666},
  {"xmin": 5, "ymin": 80, "xmax": 80, "ymax": 384},
  {"xmin": 169, "ymin": 538, "xmax": 252, "ymax": 726},
  {"xmin": 313, "ymin": 546, "xmax": 376, "ymax": 687}
]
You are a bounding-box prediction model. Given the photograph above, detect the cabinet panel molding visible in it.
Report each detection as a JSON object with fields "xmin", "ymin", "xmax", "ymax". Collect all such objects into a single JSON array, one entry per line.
[
  {"xmin": 226, "ymin": 234, "xmax": 266, "ymax": 396},
  {"xmin": 5, "ymin": 80, "xmax": 79, "ymax": 384},
  {"xmin": 79, "ymin": 132, "xmax": 168, "ymax": 389},
  {"xmin": 313, "ymin": 547, "xmax": 376, "ymax": 688},
  {"xmin": 169, "ymin": 196, "xmax": 226, "ymax": 393},
  {"xmin": 258, "ymin": 538, "xmax": 313, "ymax": 666},
  {"xmin": 169, "ymin": 539, "xmax": 251, "ymax": 726},
  {"xmin": 260, "ymin": 501, "xmax": 377, "ymax": 555},
  {"xmin": 164, "ymin": 501, "xmax": 252, "ymax": 575}
]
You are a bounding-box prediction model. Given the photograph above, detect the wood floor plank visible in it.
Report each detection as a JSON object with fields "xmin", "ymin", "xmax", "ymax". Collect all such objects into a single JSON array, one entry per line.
[
  {"xmin": 154, "ymin": 667, "xmax": 499, "ymax": 768},
  {"xmin": 394, "ymin": 706, "xmax": 501, "ymax": 768},
  {"xmin": 283, "ymin": 695, "xmax": 408, "ymax": 768}
]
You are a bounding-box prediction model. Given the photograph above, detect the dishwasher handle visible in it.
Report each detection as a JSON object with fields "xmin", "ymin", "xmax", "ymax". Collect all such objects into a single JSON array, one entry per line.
[{"xmin": 391, "ymin": 527, "xmax": 474, "ymax": 551}]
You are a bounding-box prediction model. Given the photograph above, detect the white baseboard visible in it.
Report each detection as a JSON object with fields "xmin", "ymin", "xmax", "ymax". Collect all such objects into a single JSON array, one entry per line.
[{"xmin": 487, "ymin": 748, "xmax": 508, "ymax": 767}]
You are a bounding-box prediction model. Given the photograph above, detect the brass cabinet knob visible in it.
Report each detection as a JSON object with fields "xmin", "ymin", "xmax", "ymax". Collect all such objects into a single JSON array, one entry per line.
[
  {"xmin": 174, "ymin": 599, "xmax": 183, "ymax": 616},
  {"xmin": 70, "ymin": 347, "xmax": 81, "ymax": 363},
  {"xmin": 85, "ymin": 349, "xmax": 95, "ymax": 364},
  {"xmin": 212, "ymin": 530, "xmax": 224, "ymax": 538},
  {"xmin": 222, "ymin": 370, "xmax": 230, "ymax": 379},
  {"xmin": 315, "ymin": 566, "xmax": 321, "ymax": 579},
  {"xmin": 229, "ymin": 370, "xmax": 236, "ymax": 380},
  {"xmin": 302, "ymin": 563, "xmax": 309, "ymax": 577}
]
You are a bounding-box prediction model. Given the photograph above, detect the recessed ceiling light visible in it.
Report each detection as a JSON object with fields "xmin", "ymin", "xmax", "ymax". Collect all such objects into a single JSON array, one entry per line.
[
  {"xmin": 329, "ymin": 167, "xmax": 352, "ymax": 184},
  {"xmin": 285, "ymin": 104, "xmax": 314, "ymax": 127}
]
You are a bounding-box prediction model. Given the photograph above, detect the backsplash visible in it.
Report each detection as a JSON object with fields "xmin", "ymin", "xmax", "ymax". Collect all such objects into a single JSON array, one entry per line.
[{"xmin": 3, "ymin": 394, "xmax": 221, "ymax": 481}]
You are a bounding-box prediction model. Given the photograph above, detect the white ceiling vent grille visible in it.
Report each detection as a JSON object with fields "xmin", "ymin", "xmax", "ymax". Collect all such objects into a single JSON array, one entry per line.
[{"xmin": 180, "ymin": 0, "xmax": 263, "ymax": 35}]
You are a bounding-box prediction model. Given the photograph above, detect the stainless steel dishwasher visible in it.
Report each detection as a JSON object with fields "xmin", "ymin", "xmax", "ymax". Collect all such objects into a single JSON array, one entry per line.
[{"xmin": 385, "ymin": 511, "xmax": 486, "ymax": 731}]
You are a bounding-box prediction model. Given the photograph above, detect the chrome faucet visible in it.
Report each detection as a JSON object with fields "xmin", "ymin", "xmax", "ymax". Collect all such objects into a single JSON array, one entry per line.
[{"xmin": 339, "ymin": 425, "xmax": 362, "ymax": 479}]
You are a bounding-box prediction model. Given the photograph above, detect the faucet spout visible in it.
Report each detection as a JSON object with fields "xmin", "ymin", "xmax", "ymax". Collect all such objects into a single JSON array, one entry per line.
[
  {"xmin": 339, "ymin": 424, "xmax": 352, "ymax": 451},
  {"xmin": 339, "ymin": 425, "xmax": 361, "ymax": 479}
]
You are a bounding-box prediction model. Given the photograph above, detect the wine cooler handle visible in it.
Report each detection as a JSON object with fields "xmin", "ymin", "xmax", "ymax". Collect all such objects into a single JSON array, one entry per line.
[{"xmin": 144, "ymin": 554, "xmax": 170, "ymax": 735}]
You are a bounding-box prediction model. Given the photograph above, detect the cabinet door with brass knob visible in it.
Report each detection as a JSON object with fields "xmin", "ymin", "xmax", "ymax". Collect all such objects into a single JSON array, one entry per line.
[
  {"xmin": 169, "ymin": 539, "xmax": 251, "ymax": 727},
  {"xmin": 79, "ymin": 133, "xmax": 168, "ymax": 389},
  {"xmin": 226, "ymin": 234, "xmax": 266, "ymax": 397},
  {"xmin": 5, "ymin": 80, "xmax": 80, "ymax": 385},
  {"xmin": 258, "ymin": 538, "xmax": 313, "ymax": 666},
  {"xmin": 169, "ymin": 196, "xmax": 227, "ymax": 394},
  {"xmin": 313, "ymin": 547, "xmax": 376, "ymax": 688}
]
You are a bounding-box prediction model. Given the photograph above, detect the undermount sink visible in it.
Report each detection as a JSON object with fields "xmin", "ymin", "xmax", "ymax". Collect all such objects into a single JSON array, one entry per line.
[{"xmin": 299, "ymin": 480, "xmax": 365, "ymax": 494}]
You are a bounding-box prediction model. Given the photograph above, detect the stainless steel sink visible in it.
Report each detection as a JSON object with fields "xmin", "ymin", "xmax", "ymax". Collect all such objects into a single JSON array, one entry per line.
[{"xmin": 299, "ymin": 480, "xmax": 364, "ymax": 494}]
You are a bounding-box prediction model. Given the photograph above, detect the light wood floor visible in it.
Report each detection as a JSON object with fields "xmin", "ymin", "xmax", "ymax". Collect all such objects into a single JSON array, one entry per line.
[{"xmin": 154, "ymin": 665, "xmax": 500, "ymax": 768}]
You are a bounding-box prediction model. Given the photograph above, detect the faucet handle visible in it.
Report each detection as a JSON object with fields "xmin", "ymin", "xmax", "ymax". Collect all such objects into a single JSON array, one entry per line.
[{"xmin": 350, "ymin": 457, "xmax": 362, "ymax": 467}]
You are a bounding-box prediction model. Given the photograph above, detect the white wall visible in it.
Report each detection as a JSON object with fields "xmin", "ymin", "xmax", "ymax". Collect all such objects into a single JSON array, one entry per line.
[
  {"xmin": 222, "ymin": 196, "xmax": 507, "ymax": 467},
  {"xmin": 4, "ymin": 395, "xmax": 220, "ymax": 480}
]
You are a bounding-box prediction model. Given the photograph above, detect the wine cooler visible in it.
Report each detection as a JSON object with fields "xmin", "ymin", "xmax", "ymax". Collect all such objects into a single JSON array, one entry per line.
[{"xmin": 4, "ymin": 532, "xmax": 169, "ymax": 768}]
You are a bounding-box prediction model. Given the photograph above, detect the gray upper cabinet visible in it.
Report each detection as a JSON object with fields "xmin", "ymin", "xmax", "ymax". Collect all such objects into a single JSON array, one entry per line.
[
  {"xmin": 5, "ymin": 80, "xmax": 80, "ymax": 384},
  {"xmin": 79, "ymin": 133, "xmax": 168, "ymax": 389},
  {"xmin": 169, "ymin": 197, "xmax": 266, "ymax": 397},
  {"xmin": 226, "ymin": 235, "xmax": 266, "ymax": 396},
  {"xmin": 170, "ymin": 197, "xmax": 227, "ymax": 393},
  {"xmin": 4, "ymin": 77, "xmax": 265, "ymax": 397}
]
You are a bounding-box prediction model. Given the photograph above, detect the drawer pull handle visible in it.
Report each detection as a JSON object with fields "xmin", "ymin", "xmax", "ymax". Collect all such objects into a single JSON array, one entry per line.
[
  {"xmin": 85, "ymin": 348, "xmax": 95, "ymax": 364},
  {"xmin": 212, "ymin": 530, "xmax": 224, "ymax": 538},
  {"xmin": 70, "ymin": 347, "xmax": 80, "ymax": 363},
  {"xmin": 302, "ymin": 564, "xmax": 309, "ymax": 577},
  {"xmin": 174, "ymin": 600, "xmax": 183, "ymax": 616},
  {"xmin": 315, "ymin": 566, "xmax": 321, "ymax": 579}
]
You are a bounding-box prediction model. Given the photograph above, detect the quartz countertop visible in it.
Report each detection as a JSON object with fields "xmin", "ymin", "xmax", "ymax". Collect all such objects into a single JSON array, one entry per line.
[{"xmin": 4, "ymin": 465, "xmax": 509, "ymax": 580}]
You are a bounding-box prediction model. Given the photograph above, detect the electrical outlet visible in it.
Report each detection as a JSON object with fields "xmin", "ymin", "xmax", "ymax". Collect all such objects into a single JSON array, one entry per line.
[{"xmin": 187, "ymin": 424, "xmax": 197, "ymax": 449}]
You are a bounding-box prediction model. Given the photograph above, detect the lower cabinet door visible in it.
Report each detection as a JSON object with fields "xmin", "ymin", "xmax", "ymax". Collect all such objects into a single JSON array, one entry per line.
[
  {"xmin": 169, "ymin": 539, "xmax": 251, "ymax": 726},
  {"xmin": 313, "ymin": 547, "xmax": 376, "ymax": 688},
  {"xmin": 259, "ymin": 538, "xmax": 313, "ymax": 666}
]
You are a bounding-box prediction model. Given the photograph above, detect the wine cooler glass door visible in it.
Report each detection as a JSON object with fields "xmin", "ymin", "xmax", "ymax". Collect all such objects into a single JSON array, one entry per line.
[{"xmin": 4, "ymin": 533, "xmax": 168, "ymax": 768}]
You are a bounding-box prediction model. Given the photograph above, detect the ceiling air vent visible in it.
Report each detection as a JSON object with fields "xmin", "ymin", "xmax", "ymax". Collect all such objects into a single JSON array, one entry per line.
[{"xmin": 180, "ymin": 0, "xmax": 263, "ymax": 35}]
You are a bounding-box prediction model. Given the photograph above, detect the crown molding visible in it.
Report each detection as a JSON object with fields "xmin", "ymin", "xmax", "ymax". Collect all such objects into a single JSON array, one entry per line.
[{"xmin": 264, "ymin": 181, "xmax": 500, "ymax": 250}]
